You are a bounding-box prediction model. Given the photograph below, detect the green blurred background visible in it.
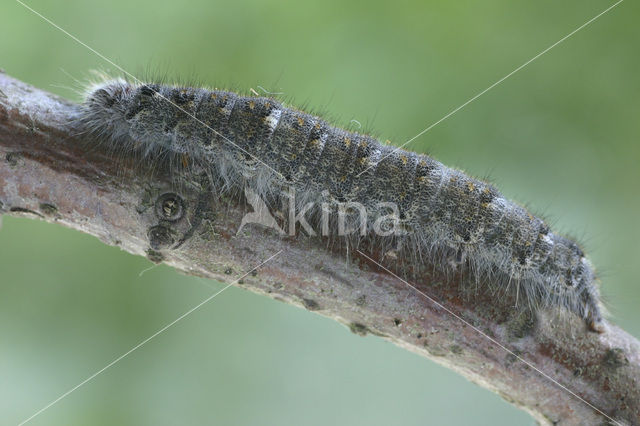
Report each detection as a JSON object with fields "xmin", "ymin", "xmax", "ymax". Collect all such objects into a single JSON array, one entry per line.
[{"xmin": 1, "ymin": 0, "xmax": 638, "ymax": 424}]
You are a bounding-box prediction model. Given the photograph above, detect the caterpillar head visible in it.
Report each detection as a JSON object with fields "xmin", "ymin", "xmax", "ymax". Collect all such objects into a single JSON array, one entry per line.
[
  {"xmin": 81, "ymin": 78, "xmax": 135, "ymax": 144},
  {"xmin": 83, "ymin": 80, "xmax": 198, "ymax": 156}
]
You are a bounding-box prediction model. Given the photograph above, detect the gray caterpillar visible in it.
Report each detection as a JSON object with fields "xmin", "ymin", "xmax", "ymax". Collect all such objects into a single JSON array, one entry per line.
[{"xmin": 80, "ymin": 78, "xmax": 604, "ymax": 332}]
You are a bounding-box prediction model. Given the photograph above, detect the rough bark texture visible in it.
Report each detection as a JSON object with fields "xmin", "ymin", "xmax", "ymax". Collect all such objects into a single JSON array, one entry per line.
[{"xmin": 0, "ymin": 72, "xmax": 638, "ymax": 426}]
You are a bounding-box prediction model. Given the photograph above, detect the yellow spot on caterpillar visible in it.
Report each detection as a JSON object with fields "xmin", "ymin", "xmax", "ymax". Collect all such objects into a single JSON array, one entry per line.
[
  {"xmin": 344, "ymin": 137, "xmax": 351, "ymax": 147},
  {"xmin": 309, "ymin": 139, "xmax": 319, "ymax": 146},
  {"xmin": 400, "ymin": 155, "xmax": 408, "ymax": 165},
  {"xmin": 359, "ymin": 157, "xmax": 368, "ymax": 165},
  {"xmin": 419, "ymin": 160, "xmax": 427, "ymax": 166},
  {"xmin": 181, "ymin": 154, "xmax": 189, "ymax": 168},
  {"xmin": 340, "ymin": 175, "xmax": 347, "ymax": 182},
  {"xmin": 265, "ymin": 102, "xmax": 271, "ymax": 108},
  {"xmin": 400, "ymin": 191, "xmax": 407, "ymax": 199},
  {"xmin": 467, "ymin": 182, "xmax": 475, "ymax": 192},
  {"xmin": 248, "ymin": 100, "xmax": 256, "ymax": 110},
  {"xmin": 210, "ymin": 93, "xmax": 217, "ymax": 99},
  {"xmin": 291, "ymin": 153, "xmax": 297, "ymax": 160},
  {"xmin": 297, "ymin": 117, "xmax": 305, "ymax": 127},
  {"xmin": 315, "ymin": 122, "xmax": 321, "ymax": 130}
]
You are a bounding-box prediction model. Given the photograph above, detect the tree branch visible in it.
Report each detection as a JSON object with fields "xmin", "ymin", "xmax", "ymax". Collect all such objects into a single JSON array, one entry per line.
[{"xmin": 0, "ymin": 72, "xmax": 638, "ymax": 426}]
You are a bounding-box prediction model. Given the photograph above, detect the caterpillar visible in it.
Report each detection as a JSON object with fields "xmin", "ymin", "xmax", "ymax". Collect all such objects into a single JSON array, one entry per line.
[{"xmin": 80, "ymin": 78, "xmax": 604, "ymax": 333}]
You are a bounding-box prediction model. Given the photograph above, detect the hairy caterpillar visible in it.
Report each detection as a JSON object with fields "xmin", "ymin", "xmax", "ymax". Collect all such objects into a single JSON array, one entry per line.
[{"xmin": 80, "ymin": 78, "xmax": 604, "ymax": 332}]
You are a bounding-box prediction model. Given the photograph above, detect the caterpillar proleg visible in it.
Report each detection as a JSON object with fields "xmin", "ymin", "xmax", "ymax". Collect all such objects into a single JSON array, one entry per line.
[{"xmin": 80, "ymin": 78, "xmax": 604, "ymax": 332}]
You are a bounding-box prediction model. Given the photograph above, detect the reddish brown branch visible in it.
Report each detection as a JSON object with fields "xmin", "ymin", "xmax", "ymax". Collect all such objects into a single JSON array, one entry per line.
[{"xmin": 0, "ymin": 72, "xmax": 638, "ymax": 425}]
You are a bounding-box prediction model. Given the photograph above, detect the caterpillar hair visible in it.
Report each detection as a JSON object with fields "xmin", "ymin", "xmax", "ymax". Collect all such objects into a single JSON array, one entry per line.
[{"xmin": 79, "ymin": 77, "xmax": 605, "ymax": 333}]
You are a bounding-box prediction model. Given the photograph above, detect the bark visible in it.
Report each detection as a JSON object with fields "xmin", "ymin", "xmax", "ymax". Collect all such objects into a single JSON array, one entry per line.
[{"xmin": 0, "ymin": 72, "xmax": 638, "ymax": 426}]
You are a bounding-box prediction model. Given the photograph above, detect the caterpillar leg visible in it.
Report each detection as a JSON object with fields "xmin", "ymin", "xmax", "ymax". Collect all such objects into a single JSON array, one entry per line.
[
  {"xmin": 587, "ymin": 314, "xmax": 605, "ymax": 334},
  {"xmin": 585, "ymin": 299, "xmax": 605, "ymax": 333}
]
